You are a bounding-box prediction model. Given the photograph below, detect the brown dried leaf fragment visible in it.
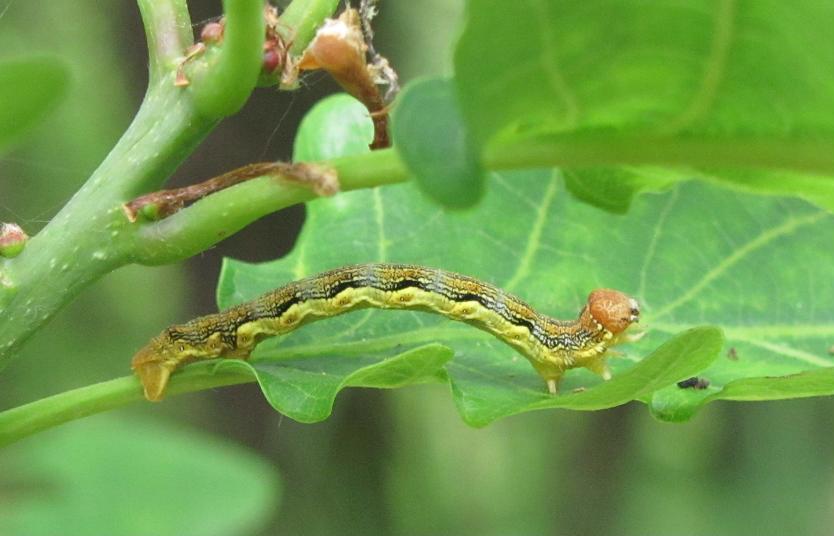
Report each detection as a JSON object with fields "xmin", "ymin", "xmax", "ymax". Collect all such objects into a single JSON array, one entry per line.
[
  {"xmin": 122, "ymin": 161, "xmax": 339, "ymax": 222},
  {"xmin": 359, "ymin": 0, "xmax": 399, "ymax": 101},
  {"xmin": 298, "ymin": 7, "xmax": 395, "ymax": 149},
  {"xmin": 174, "ymin": 43, "xmax": 207, "ymax": 87}
]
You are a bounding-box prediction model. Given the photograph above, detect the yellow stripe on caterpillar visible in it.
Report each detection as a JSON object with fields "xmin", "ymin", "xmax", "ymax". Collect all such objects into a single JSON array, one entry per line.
[{"xmin": 132, "ymin": 264, "xmax": 643, "ymax": 401}]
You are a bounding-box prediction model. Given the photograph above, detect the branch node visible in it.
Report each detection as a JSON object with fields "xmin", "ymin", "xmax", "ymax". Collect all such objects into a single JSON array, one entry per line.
[{"xmin": 278, "ymin": 162, "xmax": 340, "ymax": 196}]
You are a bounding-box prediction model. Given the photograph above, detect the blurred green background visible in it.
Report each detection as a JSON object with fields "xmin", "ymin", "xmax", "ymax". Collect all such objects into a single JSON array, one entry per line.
[{"xmin": 1, "ymin": 1, "xmax": 833, "ymax": 534}]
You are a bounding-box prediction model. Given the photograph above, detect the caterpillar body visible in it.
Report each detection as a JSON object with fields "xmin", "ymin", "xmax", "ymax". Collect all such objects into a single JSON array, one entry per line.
[{"xmin": 132, "ymin": 264, "xmax": 642, "ymax": 401}]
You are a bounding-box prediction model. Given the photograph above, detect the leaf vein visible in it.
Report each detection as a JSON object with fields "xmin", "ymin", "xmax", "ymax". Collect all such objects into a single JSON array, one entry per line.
[
  {"xmin": 652, "ymin": 212, "xmax": 826, "ymax": 319},
  {"xmin": 638, "ymin": 186, "xmax": 679, "ymax": 309},
  {"xmin": 503, "ymin": 175, "xmax": 558, "ymax": 291},
  {"xmin": 530, "ymin": 0, "xmax": 580, "ymax": 127},
  {"xmin": 659, "ymin": 0, "xmax": 736, "ymax": 133}
]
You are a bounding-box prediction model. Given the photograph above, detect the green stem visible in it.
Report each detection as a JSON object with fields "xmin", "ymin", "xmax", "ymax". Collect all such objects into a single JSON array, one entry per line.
[
  {"xmin": 0, "ymin": 362, "xmax": 254, "ymax": 447},
  {"xmin": 134, "ymin": 128, "xmax": 833, "ymax": 266},
  {"xmin": 190, "ymin": 0, "xmax": 265, "ymax": 118},
  {"xmin": 278, "ymin": 0, "xmax": 342, "ymax": 54},
  {"xmin": 131, "ymin": 149, "xmax": 406, "ymax": 264},
  {"xmin": 0, "ymin": 0, "xmax": 339, "ymax": 367},
  {"xmin": 0, "ymin": 7, "xmax": 212, "ymax": 367},
  {"xmin": 134, "ymin": 127, "xmax": 834, "ymax": 264},
  {"xmin": 136, "ymin": 0, "xmax": 193, "ymax": 81}
]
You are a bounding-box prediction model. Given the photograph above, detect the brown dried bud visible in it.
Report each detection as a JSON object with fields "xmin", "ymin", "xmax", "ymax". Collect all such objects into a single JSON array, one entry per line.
[
  {"xmin": 200, "ymin": 21, "xmax": 225, "ymax": 44},
  {"xmin": 262, "ymin": 41, "xmax": 283, "ymax": 73}
]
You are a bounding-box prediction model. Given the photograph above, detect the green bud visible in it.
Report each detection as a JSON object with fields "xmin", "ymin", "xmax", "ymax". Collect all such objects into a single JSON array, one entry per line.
[
  {"xmin": 139, "ymin": 203, "xmax": 162, "ymax": 221},
  {"xmin": 0, "ymin": 223, "xmax": 28, "ymax": 258}
]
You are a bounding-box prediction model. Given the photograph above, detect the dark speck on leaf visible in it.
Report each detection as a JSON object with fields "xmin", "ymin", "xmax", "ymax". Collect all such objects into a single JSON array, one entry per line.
[{"xmin": 677, "ymin": 377, "xmax": 710, "ymax": 390}]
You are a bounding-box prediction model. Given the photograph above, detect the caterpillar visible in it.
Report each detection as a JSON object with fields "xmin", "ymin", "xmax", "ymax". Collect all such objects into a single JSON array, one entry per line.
[{"xmin": 132, "ymin": 264, "xmax": 643, "ymax": 401}]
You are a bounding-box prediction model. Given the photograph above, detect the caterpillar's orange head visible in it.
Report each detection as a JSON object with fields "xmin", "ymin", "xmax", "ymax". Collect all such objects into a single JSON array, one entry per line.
[{"xmin": 587, "ymin": 289, "xmax": 640, "ymax": 335}]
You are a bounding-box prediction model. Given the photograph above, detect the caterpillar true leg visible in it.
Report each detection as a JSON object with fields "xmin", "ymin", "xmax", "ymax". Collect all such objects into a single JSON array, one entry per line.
[{"xmin": 132, "ymin": 264, "xmax": 642, "ymax": 401}]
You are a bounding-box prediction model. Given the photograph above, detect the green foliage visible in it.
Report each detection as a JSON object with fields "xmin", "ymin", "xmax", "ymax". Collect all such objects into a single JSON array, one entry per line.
[
  {"xmin": 0, "ymin": 57, "xmax": 69, "ymax": 153},
  {"xmin": 2, "ymin": 0, "xmax": 834, "ymax": 533},
  {"xmin": 2, "ymin": 0, "xmax": 833, "ymax": 475},
  {"xmin": 292, "ymin": 93, "xmax": 375, "ymax": 161},
  {"xmin": 215, "ymin": 344, "xmax": 453, "ymax": 422},
  {"xmin": 0, "ymin": 416, "xmax": 278, "ymax": 535},
  {"xmin": 393, "ymin": 78, "xmax": 485, "ymax": 208},
  {"xmin": 455, "ymin": 0, "xmax": 834, "ymax": 209},
  {"xmin": 209, "ymin": 90, "xmax": 834, "ymax": 425}
]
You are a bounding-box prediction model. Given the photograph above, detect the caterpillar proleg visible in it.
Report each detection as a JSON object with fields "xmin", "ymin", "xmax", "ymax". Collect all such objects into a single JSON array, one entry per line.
[{"xmin": 132, "ymin": 264, "xmax": 642, "ymax": 401}]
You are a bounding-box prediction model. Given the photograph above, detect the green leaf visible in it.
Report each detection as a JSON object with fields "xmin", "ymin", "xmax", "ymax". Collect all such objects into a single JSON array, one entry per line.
[
  {"xmin": 293, "ymin": 93, "xmax": 374, "ymax": 161},
  {"xmin": 392, "ymin": 78, "xmax": 485, "ymax": 208},
  {"xmin": 452, "ymin": 326, "xmax": 723, "ymax": 427},
  {"xmin": 454, "ymin": 1, "xmax": 834, "ymax": 209},
  {"xmin": 0, "ymin": 57, "xmax": 69, "ymax": 153},
  {"xmin": 216, "ymin": 164, "xmax": 833, "ymax": 425},
  {"xmin": 651, "ymin": 362, "xmax": 834, "ymax": 422},
  {"xmin": 0, "ymin": 416, "xmax": 278, "ymax": 536},
  {"xmin": 215, "ymin": 343, "xmax": 453, "ymax": 422}
]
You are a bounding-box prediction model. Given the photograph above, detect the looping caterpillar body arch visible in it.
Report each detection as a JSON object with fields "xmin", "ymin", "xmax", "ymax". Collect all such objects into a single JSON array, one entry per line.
[{"xmin": 132, "ymin": 264, "xmax": 643, "ymax": 401}]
